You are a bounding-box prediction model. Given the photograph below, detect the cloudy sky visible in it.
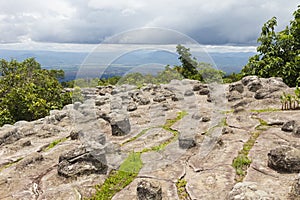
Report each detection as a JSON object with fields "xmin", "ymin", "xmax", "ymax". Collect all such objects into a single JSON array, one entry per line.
[{"xmin": 0, "ymin": 0, "xmax": 299, "ymax": 52}]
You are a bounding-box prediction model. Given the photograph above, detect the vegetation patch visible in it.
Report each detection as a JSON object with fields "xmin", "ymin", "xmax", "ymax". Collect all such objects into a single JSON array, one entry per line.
[
  {"xmin": 44, "ymin": 138, "xmax": 68, "ymax": 151},
  {"xmin": 121, "ymin": 127, "xmax": 152, "ymax": 146},
  {"xmin": 91, "ymin": 152, "xmax": 142, "ymax": 200},
  {"xmin": 90, "ymin": 111, "xmax": 187, "ymax": 200},
  {"xmin": 250, "ymin": 108, "xmax": 281, "ymax": 113},
  {"xmin": 0, "ymin": 157, "xmax": 23, "ymax": 172},
  {"xmin": 176, "ymin": 178, "xmax": 190, "ymax": 200},
  {"xmin": 232, "ymin": 131, "xmax": 260, "ymax": 182}
]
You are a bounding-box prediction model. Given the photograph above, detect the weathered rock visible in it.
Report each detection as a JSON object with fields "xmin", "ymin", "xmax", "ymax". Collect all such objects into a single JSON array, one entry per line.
[
  {"xmin": 290, "ymin": 174, "xmax": 300, "ymax": 198},
  {"xmin": 229, "ymin": 82, "xmax": 244, "ymax": 93},
  {"xmin": 58, "ymin": 146, "xmax": 108, "ymax": 178},
  {"xmin": 184, "ymin": 89, "xmax": 194, "ymax": 96},
  {"xmin": 241, "ymin": 76, "xmax": 259, "ymax": 86},
  {"xmin": 201, "ymin": 116, "xmax": 210, "ymax": 122},
  {"xmin": 281, "ymin": 120, "xmax": 296, "ymax": 132},
  {"xmin": 109, "ymin": 112, "xmax": 131, "ymax": 136},
  {"xmin": 228, "ymin": 182, "xmax": 274, "ymax": 200},
  {"xmin": 153, "ymin": 95, "xmax": 166, "ymax": 102},
  {"xmin": 127, "ymin": 102, "xmax": 137, "ymax": 112},
  {"xmin": 192, "ymin": 83, "xmax": 207, "ymax": 91},
  {"xmin": 227, "ymin": 91, "xmax": 243, "ymax": 102},
  {"xmin": 222, "ymin": 127, "xmax": 233, "ymax": 134},
  {"xmin": 0, "ymin": 126, "xmax": 19, "ymax": 146},
  {"xmin": 199, "ymin": 88, "xmax": 210, "ymax": 95},
  {"xmin": 267, "ymin": 146, "xmax": 300, "ymax": 173},
  {"xmin": 137, "ymin": 180, "xmax": 162, "ymax": 200},
  {"xmin": 247, "ymin": 80, "xmax": 262, "ymax": 92},
  {"xmin": 293, "ymin": 126, "xmax": 300, "ymax": 137},
  {"xmin": 179, "ymin": 134, "xmax": 196, "ymax": 149}
]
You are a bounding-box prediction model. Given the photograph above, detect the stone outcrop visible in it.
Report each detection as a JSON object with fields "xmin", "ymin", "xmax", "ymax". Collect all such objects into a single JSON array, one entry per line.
[
  {"xmin": 137, "ymin": 180, "xmax": 162, "ymax": 200},
  {"xmin": 58, "ymin": 146, "xmax": 108, "ymax": 178},
  {"xmin": 0, "ymin": 76, "xmax": 299, "ymax": 200},
  {"xmin": 267, "ymin": 146, "xmax": 300, "ymax": 173}
]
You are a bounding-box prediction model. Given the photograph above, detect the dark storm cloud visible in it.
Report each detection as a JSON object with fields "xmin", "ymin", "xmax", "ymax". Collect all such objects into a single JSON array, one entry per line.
[{"xmin": 0, "ymin": 0, "xmax": 299, "ymax": 45}]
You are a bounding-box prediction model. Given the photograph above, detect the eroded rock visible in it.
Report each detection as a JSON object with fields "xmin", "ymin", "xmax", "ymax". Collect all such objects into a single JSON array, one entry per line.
[
  {"xmin": 58, "ymin": 146, "xmax": 108, "ymax": 178},
  {"xmin": 137, "ymin": 180, "xmax": 162, "ymax": 200},
  {"xmin": 267, "ymin": 146, "xmax": 300, "ymax": 173}
]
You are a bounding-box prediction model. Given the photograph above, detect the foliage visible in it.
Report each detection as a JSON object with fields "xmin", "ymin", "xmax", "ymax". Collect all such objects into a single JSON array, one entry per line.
[
  {"xmin": 176, "ymin": 179, "xmax": 189, "ymax": 199},
  {"xmin": 44, "ymin": 138, "xmax": 68, "ymax": 151},
  {"xmin": 0, "ymin": 58, "xmax": 71, "ymax": 126},
  {"xmin": 90, "ymin": 152, "xmax": 142, "ymax": 200},
  {"xmin": 280, "ymin": 87, "xmax": 300, "ymax": 110},
  {"xmin": 175, "ymin": 44, "xmax": 225, "ymax": 83},
  {"xmin": 233, "ymin": 130, "xmax": 261, "ymax": 182},
  {"xmin": 223, "ymin": 72, "xmax": 243, "ymax": 83},
  {"xmin": 242, "ymin": 6, "xmax": 300, "ymax": 87}
]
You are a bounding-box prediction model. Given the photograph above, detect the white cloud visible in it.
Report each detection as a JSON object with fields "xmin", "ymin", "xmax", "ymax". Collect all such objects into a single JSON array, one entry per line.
[{"xmin": 0, "ymin": 0, "xmax": 298, "ymax": 46}]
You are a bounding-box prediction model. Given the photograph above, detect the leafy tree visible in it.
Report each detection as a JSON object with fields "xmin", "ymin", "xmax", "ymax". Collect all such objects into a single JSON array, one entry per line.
[
  {"xmin": 175, "ymin": 44, "xmax": 224, "ymax": 83},
  {"xmin": 0, "ymin": 58, "xmax": 71, "ymax": 126},
  {"xmin": 242, "ymin": 5, "xmax": 300, "ymax": 87}
]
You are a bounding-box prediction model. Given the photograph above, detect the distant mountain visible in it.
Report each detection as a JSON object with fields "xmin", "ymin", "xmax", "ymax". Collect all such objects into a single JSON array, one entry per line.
[{"xmin": 0, "ymin": 49, "xmax": 255, "ymax": 81}]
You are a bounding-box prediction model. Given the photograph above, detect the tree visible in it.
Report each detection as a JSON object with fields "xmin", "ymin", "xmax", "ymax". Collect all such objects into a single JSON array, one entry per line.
[
  {"xmin": 242, "ymin": 5, "xmax": 300, "ymax": 87},
  {"xmin": 0, "ymin": 58, "xmax": 71, "ymax": 126},
  {"xmin": 175, "ymin": 44, "xmax": 224, "ymax": 83}
]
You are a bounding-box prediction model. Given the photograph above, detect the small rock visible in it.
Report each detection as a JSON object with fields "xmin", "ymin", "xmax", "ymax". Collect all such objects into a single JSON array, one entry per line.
[
  {"xmin": 293, "ymin": 126, "xmax": 300, "ymax": 137},
  {"xmin": 199, "ymin": 88, "xmax": 210, "ymax": 95},
  {"xmin": 267, "ymin": 145, "xmax": 300, "ymax": 173},
  {"xmin": 247, "ymin": 80, "xmax": 262, "ymax": 92},
  {"xmin": 229, "ymin": 82, "xmax": 244, "ymax": 93},
  {"xmin": 201, "ymin": 116, "xmax": 210, "ymax": 122},
  {"xmin": 153, "ymin": 95, "xmax": 166, "ymax": 102},
  {"xmin": 227, "ymin": 91, "xmax": 243, "ymax": 102},
  {"xmin": 137, "ymin": 180, "xmax": 162, "ymax": 200},
  {"xmin": 184, "ymin": 90, "xmax": 194, "ymax": 96},
  {"xmin": 290, "ymin": 174, "xmax": 300, "ymax": 198},
  {"xmin": 21, "ymin": 140, "xmax": 31, "ymax": 147},
  {"xmin": 222, "ymin": 127, "xmax": 233, "ymax": 134},
  {"xmin": 179, "ymin": 135, "xmax": 196, "ymax": 149},
  {"xmin": 109, "ymin": 112, "xmax": 131, "ymax": 136},
  {"xmin": 281, "ymin": 120, "xmax": 296, "ymax": 132},
  {"xmin": 127, "ymin": 102, "xmax": 137, "ymax": 112},
  {"xmin": 58, "ymin": 146, "xmax": 108, "ymax": 178}
]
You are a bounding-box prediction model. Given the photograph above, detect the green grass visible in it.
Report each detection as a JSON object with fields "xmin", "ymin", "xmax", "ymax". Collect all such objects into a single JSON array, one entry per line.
[
  {"xmin": 232, "ymin": 131, "xmax": 261, "ymax": 182},
  {"xmin": 0, "ymin": 157, "xmax": 23, "ymax": 172},
  {"xmin": 250, "ymin": 108, "xmax": 281, "ymax": 113},
  {"xmin": 44, "ymin": 137, "xmax": 68, "ymax": 151},
  {"xmin": 90, "ymin": 111, "xmax": 188, "ymax": 200},
  {"xmin": 121, "ymin": 128, "xmax": 152, "ymax": 146},
  {"xmin": 91, "ymin": 152, "xmax": 142, "ymax": 200},
  {"xmin": 176, "ymin": 179, "xmax": 189, "ymax": 199}
]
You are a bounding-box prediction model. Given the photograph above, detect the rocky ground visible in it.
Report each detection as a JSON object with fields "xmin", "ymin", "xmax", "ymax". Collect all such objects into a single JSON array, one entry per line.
[{"xmin": 0, "ymin": 76, "xmax": 300, "ymax": 200}]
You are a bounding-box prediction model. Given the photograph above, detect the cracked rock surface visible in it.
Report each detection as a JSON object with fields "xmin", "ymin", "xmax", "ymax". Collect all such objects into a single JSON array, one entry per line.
[{"xmin": 0, "ymin": 76, "xmax": 300, "ymax": 199}]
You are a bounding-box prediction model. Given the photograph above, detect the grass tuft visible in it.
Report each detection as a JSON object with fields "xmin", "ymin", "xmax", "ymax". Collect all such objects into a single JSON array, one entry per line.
[{"xmin": 44, "ymin": 137, "xmax": 68, "ymax": 151}]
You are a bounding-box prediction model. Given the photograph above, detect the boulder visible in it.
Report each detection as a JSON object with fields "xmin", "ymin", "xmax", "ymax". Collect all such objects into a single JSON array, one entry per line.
[
  {"xmin": 293, "ymin": 126, "xmax": 300, "ymax": 137},
  {"xmin": 281, "ymin": 120, "xmax": 296, "ymax": 132},
  {"xmin": 127, "ymin": 102, "xmax": 137, "ymax": 112},
  {"xmin": 0, "ymin": 126, "xmax": 19, "ymax": 146},
  {"xmin": 199, "ymin": 88, "xmax": 210, "ymax": 95},
  {"xmin": 179, "ymin": 134, "xmax": 196, "ymax": 149},
  {"xmin": 137, "ymin": 180, "xmax": 162, "ymax": 200},
  {"xmin": 267, "ymin": 146, "xmax": 300, "ymax": 173},
  {"xmin": 229, "ymin": 82, "xmax": 244, "ymax": 93},
  {"xmin": 109, "ymin": 112, "xmax": 131, "ymax": 136},
  {"xmin": 58, "ymin": 146, "xmax": 108, "ymax": 178}
]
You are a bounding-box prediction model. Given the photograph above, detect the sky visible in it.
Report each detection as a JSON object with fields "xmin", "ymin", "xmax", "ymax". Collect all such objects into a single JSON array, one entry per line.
[{"xmin": 0, "ymin": 0, "xmax": 299, "ymax": 52}]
